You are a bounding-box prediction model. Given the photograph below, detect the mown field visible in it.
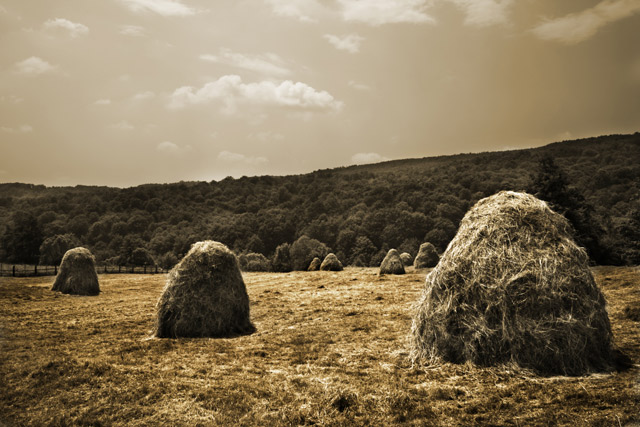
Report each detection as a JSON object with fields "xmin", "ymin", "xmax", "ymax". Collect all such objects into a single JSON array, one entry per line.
[{"xmin": 0, "ymin": 266, "xmax": 638, "ymax": 426}]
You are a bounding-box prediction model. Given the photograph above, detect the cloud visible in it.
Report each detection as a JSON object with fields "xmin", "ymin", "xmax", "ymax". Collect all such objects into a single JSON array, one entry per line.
[
  {"xmin": 168, "ymin": 75, "xmax": 343, "ymax": 114},
  {"xmin": 94, "ymin": 98, "xmax": 111, "ymax": 105},
  {"xmin": 324, "ymin": 34, "xmax": 365, "ymax": 53},
  {"xmin": 111, "ymin": 120, "xmax": 134, "ymax": 130},
  {"xmin": 157, "ymin": 140, "xmax": 192, "ymax": 154},
  {"xmin": 351, "ymin": 152, "xmax": 390, "ymax": 164},
  {"xmin": 532, "ymin": 0, "xmax": 640, "ymax": 44},
  {"xmin": 118, "ymin": 0, "xmax": 197, "ymax": 16},
  {"xmin": 1, "ymin": 125, "xmax": 33, "ymax": 134},
  {"xmin": 348, "ymin": 80, "xmax": 371, "ymax": 91},
  {"xmin": 248, "ymin": 131, "xmax": 285, "ymax": 142},
  {"xmin": 339, "ymin": 0, "xmax": 435, "ymax": 25},
  {"xmin": 448, "ymin": 0, "xmax": 513, "ymax": 27},
  {"xmin": 200, "ymin": 49, "xmax": 291, "ymax": 77},
  {"xmin": 14, "ymin": 57, "xmax": 57, "ymax": 75},
  {"xmin": 119, "ymin": 25, "xmax": 146, "ymax": 36},
  {"xmin": 43, "ymin": 18, "xmax": 89, "ymax": 37},
  {"xmin": 218, "ymin": 150, "xmax": 268, "ymax": 166},
  {"xmin": 264, "ymin": 0, "xmax": 322, "ymax": 22},
  {"xmin": 132, "ymin": 91, "xmax": 156, "ymax": 101},
  {"xmin": 1, "ymin": 95, "xmax": 24, "ymax": 103}
]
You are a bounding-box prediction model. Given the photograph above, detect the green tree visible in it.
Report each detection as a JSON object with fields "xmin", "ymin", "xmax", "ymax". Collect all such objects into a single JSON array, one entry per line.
[
  {"xmin": 271, "ymin": 243, "xmax": 292, "ymax": 272},
  {"xmin": 290, "ymin": 235, "xmax": 329, "ymax": 270},
  {"xmin": 39, "ymin": 233, "xmax": 81, "ymax": 265},
  {"xmin": 1, "ymin": 211, "xmax": 43, "ymax": 264}
]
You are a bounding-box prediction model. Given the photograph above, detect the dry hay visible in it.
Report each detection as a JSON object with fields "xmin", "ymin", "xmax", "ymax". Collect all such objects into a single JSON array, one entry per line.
[
  {"xmin": 307, "ymin": 257, "xmax": 321, "ymax": 271},
  {"xmin": 400, "ymin": 252, "xmax": 413, "ymax": 266},
  {"xmin": 410, "ymin": 191, "xmax": 614, "ymax": 375},
  {"xmin": 413, "ymin": 242, "xmax": 439, "ymax": 269},
  {"xmin": 320, "ymin": 253, "xmax": 343, "ymax": 271},
  {"xmin": 379, "ymin": 249, "xmax": 405, "ymax": 275},
  {"xmin": 154, "ymin": 241, "xmax": 255, "ymax": 338},
  {"xmin": 51, "ymin": 247, "xmax": 100, "ymax": 296}
]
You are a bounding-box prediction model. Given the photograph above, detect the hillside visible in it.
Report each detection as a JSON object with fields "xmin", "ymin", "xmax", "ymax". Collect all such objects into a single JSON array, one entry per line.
[{"xmin": 1, "ymin": 133, "xmax": 639, "ymax": 267}]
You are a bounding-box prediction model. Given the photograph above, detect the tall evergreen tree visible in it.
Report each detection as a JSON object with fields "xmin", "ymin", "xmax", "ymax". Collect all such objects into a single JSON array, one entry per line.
[{"xmin": 1, "ymin": 211, "xmax": 43, "ymax": 264}]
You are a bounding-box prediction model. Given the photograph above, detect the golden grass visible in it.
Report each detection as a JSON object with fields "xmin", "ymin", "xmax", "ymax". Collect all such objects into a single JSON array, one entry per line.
[{"xmin": 1, "ymin": 266, "xmax": 638, "ymax": 425}]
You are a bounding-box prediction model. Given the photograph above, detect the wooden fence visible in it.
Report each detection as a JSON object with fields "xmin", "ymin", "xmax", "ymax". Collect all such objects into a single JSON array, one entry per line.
[{"xmin": 0, "ymin": 263, "xmax": 166, "ymax": 277}]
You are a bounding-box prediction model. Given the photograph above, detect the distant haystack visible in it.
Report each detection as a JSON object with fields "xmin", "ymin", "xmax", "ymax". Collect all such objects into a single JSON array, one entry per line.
[
  {"xmin": 413, "ymin": 242, "xmax": 439, "ymax": 269},
  {"xmin": 320, "ymin": 253, "xmax": 343, "ymax": 271},
  {"xmin": 411, "ymin": 191, "xmax": 614, "ymax": 375},
  {"xmin": 51, "ymin": 247, "xmax": 100, "ymax": 296},
  {"xmin": 308, "ymin": 257, "xmax": 321, "ymax": 271},
  {"xmin": 379, "ymin": 249, "xmax": 405, "ymax": 275},
  {"xmin": 155, "ymin": 241, "xmax": 255, "ymax": 338},
  {"xmin": 400, "ymin": 252, "xmax": 413, "ymax": 266}
]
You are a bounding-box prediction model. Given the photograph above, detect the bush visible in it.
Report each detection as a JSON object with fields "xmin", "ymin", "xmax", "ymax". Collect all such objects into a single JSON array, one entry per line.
[
  {"xmin": 290, "ymin": 235, "xmax": 329, "ymax": 271},
  {"xmin": 271, "ymin": 243, "xmax": 292, "ymax": 272},
  {"xmin": 239, "ymin": 252, "xmax": 271, "ymax": 272}
]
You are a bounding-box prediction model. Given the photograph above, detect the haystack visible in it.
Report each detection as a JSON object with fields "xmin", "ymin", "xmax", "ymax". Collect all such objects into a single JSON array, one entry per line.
[
  {"xmin": 413, "ymin": 242, "xmax": 439, "ymax": 268},
  {"xmin": 379, "ymin": 249, "xmax": 405, "ymax": 275},
  {"xmin": 400, "ymin": 252, "xmax": 413, "ymax": 266},
  {"xmin": 410, "ymin": 191, "xmax": 614, "ymax": 375},
  {"xmin": 155, "ymin": 241, "xmax": 255, "ymax": 338},
  {"xmin": 308, "ymin": 257, "xmax": 321, "ymax": 271},
  {"xmin": 51, "ymin": 247, "xmax": 100, "ymax": 296},
  {"xmin": 320, "ymin": 253, "xmax": 343, "ymax": 271}
]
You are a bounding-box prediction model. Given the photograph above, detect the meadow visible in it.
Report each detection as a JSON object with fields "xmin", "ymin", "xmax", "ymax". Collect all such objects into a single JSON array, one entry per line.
[{"xmin": 1, "ymin": 266, "xmax": 638, "ymax": 426}]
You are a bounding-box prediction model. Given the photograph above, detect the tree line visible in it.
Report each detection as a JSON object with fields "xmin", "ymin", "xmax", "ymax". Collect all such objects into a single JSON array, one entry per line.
[{"xmin": 1, "ymin": 133, "xmax": 638, "ymax": 269}]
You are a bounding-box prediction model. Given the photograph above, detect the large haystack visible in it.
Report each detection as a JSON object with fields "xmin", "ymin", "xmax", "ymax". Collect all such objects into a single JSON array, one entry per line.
[
  {"xmin": 413, "ymin": 242, "xmax": 439, "ymax": 268},
  {"xmin": 320, "ymin": 253, "xmax": 343, "ymax": 271},
  {"xmin": 51, "ymin": 247, "xmax": 100, "ymax": 296},
  {"xmin": 400, "ymin": 252, "xmax": 413, "ymax": 266},
  {"xmin": 308, "ymin": 257, "xmax": 321, "ymax": 271},
  {"xmin": 411, "ymin": 191, "xmax": 614, "ymax": 375},
  {"xmin": 155, "ymin": 241, "xmax": 255, "ymax": 338},
  {"xmin": 379, "ymin": 249, "xmax": 405, "ymax": 275}
]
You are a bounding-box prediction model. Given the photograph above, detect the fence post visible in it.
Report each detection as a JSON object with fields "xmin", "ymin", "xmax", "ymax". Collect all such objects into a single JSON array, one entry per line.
[
  {"xmin": 13, "ymin": 265, "xmax": 16, "ymax": 277},
  {"xmin": 118, "ymin": 265, "xmax": 121, "ymax": 273},
  {"xmin": 155, "ymin": 265, "xmax": 158, "ymax": 274},
  {"xmin": 34, "ymin": 265, "xmax": 37, "ymax": 276},
  {"xmin": 55, "ymin": 265, "xmax": 57, "ymax": 275}
]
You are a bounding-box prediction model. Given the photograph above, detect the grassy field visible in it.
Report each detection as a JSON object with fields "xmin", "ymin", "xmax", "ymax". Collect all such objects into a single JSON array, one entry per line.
[{"xmin": 0, "ymin": 266, "xmax": 638, "ymax": 426}]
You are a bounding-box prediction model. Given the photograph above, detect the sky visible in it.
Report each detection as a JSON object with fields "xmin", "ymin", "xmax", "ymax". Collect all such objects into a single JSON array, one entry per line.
[{"xmin": 0, "ymin": 0, "xmax": 639, "ymax": 187}]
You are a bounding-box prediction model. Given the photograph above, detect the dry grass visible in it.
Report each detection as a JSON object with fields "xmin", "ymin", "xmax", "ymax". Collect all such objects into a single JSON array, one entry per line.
[{"xmin": 0, "ymin": 267, "xmax": 638, "ymax": 426}]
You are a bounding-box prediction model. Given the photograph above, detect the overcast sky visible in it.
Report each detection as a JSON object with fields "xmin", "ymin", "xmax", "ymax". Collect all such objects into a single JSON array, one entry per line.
[{"xmin": 1, "ymin": 0, "xmax": 639, "ymax": 187}]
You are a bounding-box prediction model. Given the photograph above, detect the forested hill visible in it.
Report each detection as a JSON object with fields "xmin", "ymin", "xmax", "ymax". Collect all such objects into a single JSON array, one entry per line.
[{"xmin": 1, "ymin": 133, "xmax": 639, "ymax": 268}]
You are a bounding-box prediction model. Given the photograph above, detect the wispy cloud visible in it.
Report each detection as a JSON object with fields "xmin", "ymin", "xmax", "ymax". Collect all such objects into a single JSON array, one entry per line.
[
  {"xmin": 351, "ymin": 152, "xmax": 390, "ymax": 164},
  {"xmin": 448, "ymin": 0, "xmax": 513, "ymax": 27},
  {"xmin": 248, "ymin": 131, "xmax": 285, "ymax": 142},
  {"xmin": 168, "ymin": 75, "xmax": 343, "ymax": 114},
  {"xmin": 1, "ymin": 125, "xmax": 33, "ymax": 134},
  {"xmin": 119, "ymin": 25, "xmax": 146, "ymax": 36},
  {"xmin": 157, "ymin": 140, "xmax": 192, "ymax": 154},
  {"xmin": 111, "ymin": 120, "xmax": 135, "ymax": 130},
  {"xmin": 339, "ymin": 0, "xmax": 435, "ymax": 25},
  {"xmin": 132, "ymin": 91, "xmax": 156, "ymax": 101},
  {"xmin": 1, "ymin": 95, "xmax": 24, "ymax": 104},
  {"xmin": 43, "ymin": 18, "xmax": 89, "ymax": 37},
  {"xmin": 532, "ymin": 0, "xmax": 640, "ymax": 44},
  {"xmin": 14, "ymin": 57, "xmax": 57, "ymax": 75},
  {"xmin": 348, "ymin": 80, "xmax": 371, "ymax": 91},
  {"xmin": 94, "ymin": 98, "xmax": 111, "ymax": 105},
  {"xmin": 118, "ymin": 0, "xmax": 197, "ymax": 17},
  {"xmin": 218, "ymin": 150, "xmax": 268, "ymax": 166},
  {"xmin": 264, "ymin": 0, "xmax": 322, "ymax": 22},
  {"xmin": 199, "ymin": 49, "xmax": 291, "ymax": 77},
  {"xmin": 324, "ymin": 34, "xmax": 365, "ymax": 53}
]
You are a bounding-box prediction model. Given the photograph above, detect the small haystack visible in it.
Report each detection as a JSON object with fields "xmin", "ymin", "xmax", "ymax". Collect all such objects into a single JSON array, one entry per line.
[
  {"xmin": 51, "ymin": 247, "xmax": 100, "ymax": 296},
  {"xmin": 413, "ymin": 242, "xmax": 439, "ymax": 269},
  {"xmin": 320, "ymin": 253, "xmax": 343, "ymax": 271},
  {"xmin": 308, "ymin": 257, "xmax": 322, "ymax": 271},
  {"xmin": 379, "ymin": 249, "xmax": 405, "ymax": 275},
  {"xmin": 411, "ymin": 191, "xmax": 614, "ymax": 375},
  {"xmin": 400, "ymin": 252, "xmax": 413, "ymax": 266},
  {"xmin": 155, "ymin": 241, "xmax": 255, "ymax": 338}
]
